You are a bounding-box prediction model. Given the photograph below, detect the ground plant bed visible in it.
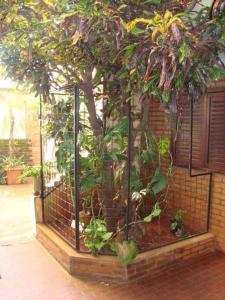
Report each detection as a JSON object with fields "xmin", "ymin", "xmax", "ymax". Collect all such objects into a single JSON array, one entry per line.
[{"xmin": 46, "ymin": 214, "xmax": 198, "ymax": 253}]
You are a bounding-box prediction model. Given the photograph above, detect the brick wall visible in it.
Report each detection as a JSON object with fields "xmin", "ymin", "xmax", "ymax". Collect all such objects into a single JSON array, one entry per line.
[
  {"xmin": 149, "ymin": 88, "xmax": 225, "ymax": 254},
  {"xmin": 0, "ymin": 88, "xmax": 40, "ymax": 165},
  {"xmin": 210, "ymin": 174, "xmax": 225, "ymax": 252},
  {"xmin": 0, "ymin": 139, "xmax": 33, "ymax": 165},
  {"xmin": 25, "ymin": 104, "xmax": 40, "ymax": 165},
  {"xmin": 166, "ymin": 168, "xmax": 210, "ymax": 233},
  {"xmin": 37, "ymin": 224, "xmax": 216, "ymax": 281}
]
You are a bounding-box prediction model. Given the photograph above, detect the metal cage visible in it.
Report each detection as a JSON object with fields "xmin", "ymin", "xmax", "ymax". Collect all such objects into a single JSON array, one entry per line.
[{"xmin": 40, "ymin": 84, "xmax": 212, "ymax": 254}]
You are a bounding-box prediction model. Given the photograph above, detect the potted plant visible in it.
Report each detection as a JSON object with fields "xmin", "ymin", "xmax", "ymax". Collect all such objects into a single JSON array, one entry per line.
[
  {"xmin": 19, "ymin": 165, "xmax": 42, "ymax": 195},
  {"xmin": 1, "ymin": 156, "xmax": 25, "ymax": 185}
]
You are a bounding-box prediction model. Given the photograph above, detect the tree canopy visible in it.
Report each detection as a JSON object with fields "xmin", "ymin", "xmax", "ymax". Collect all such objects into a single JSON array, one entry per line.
[{"xmin": 0, "ymin": 0, "xmax": 224, "ymax": 113}]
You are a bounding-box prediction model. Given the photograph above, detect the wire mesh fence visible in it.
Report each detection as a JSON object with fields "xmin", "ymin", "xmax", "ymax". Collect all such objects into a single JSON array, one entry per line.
[{"xmin": 41, "ymin": 85, "xmax": 211, "ymax": 254}]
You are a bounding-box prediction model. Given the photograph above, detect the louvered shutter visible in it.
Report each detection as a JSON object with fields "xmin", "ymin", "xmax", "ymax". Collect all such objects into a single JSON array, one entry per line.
[
  {"xmin": 174, "ymin": 96, "xmax": 204, "ymax": 168},
  {"xmin": 208, "ymin": 92, "xmax": 225, "ymax": 172}
]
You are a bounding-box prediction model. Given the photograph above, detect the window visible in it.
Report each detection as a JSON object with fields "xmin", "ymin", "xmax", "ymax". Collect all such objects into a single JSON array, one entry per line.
[{"xmin": 174, "ymin": 91, "xmax": 225, "ymax": 173}]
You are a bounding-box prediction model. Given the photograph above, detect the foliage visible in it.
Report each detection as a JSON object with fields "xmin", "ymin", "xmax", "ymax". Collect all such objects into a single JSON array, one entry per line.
[
  {"xmin": 132, "ymin": 134, "xmax": 171, "ymax": 207},
  {"xmin": 83, "ymin": 218, "xmax": 113, "ymax": 255},
  {"xmin": 19, "ymin": 165, "xmax": 41, "ymax": 183},
  {"xmin": 0, "ymin": 1, "xmax": 223, "ymax": 109},
  {"xmin": 0, "ymin": 167, "xmax": 6, "ymax": 184},
  {"xmin": 1, "ymin": 156, "xmax": 25, "ymax": 169},
  {"xmin": 111, "ymin": 240, "xmax": 137, "ymax": 265},
  {"xmin": 124, "ymin": 9, "xmax": 225, "ymax": 109},
  {"xmin": 82, "ymin": 195, "xmax": 92, "ymax": 213},
  {"xmin": 170, "ymin": 209, "xmax": 189, "ymax": 238},
  {"xmin": 144, "ymin": 202, "xmax": 161, "ymax": 222},
  {"xmin": 158, "ymin": 137, "xmax": 170, "ymax": 155},
  {"xmin": 42, "ymin": 97, "xmax": 74, "ymax": 175},
  {"xmin": 84, "ymin": 217, "xmax": 138, "ymax": 264}
]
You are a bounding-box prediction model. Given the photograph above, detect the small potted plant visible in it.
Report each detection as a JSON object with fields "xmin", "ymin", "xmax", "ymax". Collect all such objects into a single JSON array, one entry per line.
[
  {"xmin": 19, "ymin": 165, "xmax": 42, "ymax": 195},
  {"xmin": 1, "ymin": 156, "xmax": 25, "ymax": 185}
]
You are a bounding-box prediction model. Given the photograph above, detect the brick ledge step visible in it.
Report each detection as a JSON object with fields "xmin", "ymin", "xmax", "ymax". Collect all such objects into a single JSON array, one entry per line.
[{"xmin": 36, "ymin": 224, "xmax": 216, "ymax": 281}]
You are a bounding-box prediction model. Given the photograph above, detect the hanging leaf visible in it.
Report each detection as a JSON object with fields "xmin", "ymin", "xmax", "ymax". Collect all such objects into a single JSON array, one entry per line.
[
  {"xmin": 111, "ymin": 241, "xmax": 137, "ymax": 265},
  {"xmin": 150, "ymin": 168, "xmax": 168, "ymax": 195},
  {"xmin": 72, "ymin": 30, "xmax": 83, "ymax": 45},
  {"xmin": 81, "ymin": 173, "xmax": 95, "ymax": 193},
  {"xmin": 158, "ymin": 137, "xmax": 170, "ymax": 155},
  {"xmin": 161, "ymin": 91, "xmax": 170, "ymax": 103},
  {"xmin": 144, "ymin": 202, "xmax": 161, "ymax": 222}
]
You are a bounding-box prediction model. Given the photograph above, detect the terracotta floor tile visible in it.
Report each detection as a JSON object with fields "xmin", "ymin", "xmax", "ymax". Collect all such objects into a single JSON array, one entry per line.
[{"xmin": 1, "ymin": 240, "xmax": 225, "ymax": 300}]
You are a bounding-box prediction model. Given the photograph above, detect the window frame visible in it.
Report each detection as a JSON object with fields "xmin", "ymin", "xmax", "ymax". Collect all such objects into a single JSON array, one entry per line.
[
  {"xmin": 204, "ymin": 90, "xmax": 225, "ymax": 174},
  {"xmin": 174, "ymin": 87, "xmax": 225, "ymax": 174}
]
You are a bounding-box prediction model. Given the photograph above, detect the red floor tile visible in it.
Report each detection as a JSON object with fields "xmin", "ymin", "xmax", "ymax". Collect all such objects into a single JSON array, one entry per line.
[{"xmin": 0, "ymin": 240, "xmax": 225, "ymax": 300}]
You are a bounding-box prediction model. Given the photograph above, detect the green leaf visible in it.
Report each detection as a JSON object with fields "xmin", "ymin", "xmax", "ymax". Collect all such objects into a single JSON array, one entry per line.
[
  {"xmin": 207, "ymin": 67, "xmax": 225, "ymax": 81},
  {"xmin": 123, "ymin": 43, "xmax": 138, "ymax": 57},
  {"xmin": 84, "ymin": 219, "xmax": 113, "ymax": 255},
  {"xmin": 146, "ymin": 0, "xmax": 161, "ymax": 4},
  {"xmin": 179, "ymin": 42, "xmax": 192, "ymax": 63},
  {"xmin": 150, "ymin": 169, "xmax": 168, "ymax": 195},
  {"xmin": 95, "ymin": 175, "xmax": 106, "ymax": 184},
  {"xmin": 170, "ymin": 222, "xmax": 177, "ymax": 231},
  {"xmin": 158, "ymin": 137, "xmax": 170, "ymax": 155},
  {"xmin": 219, "ymin": 34, "xmax": 225, "ymax": 43},
  {"xmin": 144, "ymin": 202, "xmax": 161, "ymax": 222},
  {"xmin": 161, "ymin": 91, "xmax": 170, "ymax": 103},
  {"xmin": 111, "ymin": 241, "xmax": 137, "ymax": 265},
  {"xmin": 102, "ymin": 232, "xmax": 113, "ymax": 240},
  {"xmin": 143, "ymin": 82, "xmax": 151, "ymax": 93},
  {"xmin": 120, "ymin": 18, "xmax": 127, "ymax": 29},
  {"xmin": 118, "ymin": 4, "xmax": 127, "ymax": 11},
  {"xmin": 81, "ymin": 173, "xmax": 95, "ymax": 193}
]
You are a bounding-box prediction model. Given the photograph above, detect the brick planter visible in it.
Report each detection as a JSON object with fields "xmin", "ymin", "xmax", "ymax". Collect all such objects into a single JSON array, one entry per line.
[{"xmin": 36, "ymin": 224, "xmax": 216, "ymax": 281}]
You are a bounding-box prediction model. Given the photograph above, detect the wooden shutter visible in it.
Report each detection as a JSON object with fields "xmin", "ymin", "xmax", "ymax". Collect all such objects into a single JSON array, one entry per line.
[
  {"xmin": 174, "ymin": 96, "xmax": 204, "ymax": 168},
  {"xmin": 207, "ymin": 92, "xmax": 225, "ymax": 172}
]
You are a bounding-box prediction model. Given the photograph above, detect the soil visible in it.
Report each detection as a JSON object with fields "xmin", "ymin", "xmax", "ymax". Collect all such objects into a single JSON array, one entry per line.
[
  {"xmin": 48, "ymin": 214, "xmax": 196, "ymax": 253},
  {"xmin": 137, "ymin": 216, "xmax": 179, "ymax": 251}
]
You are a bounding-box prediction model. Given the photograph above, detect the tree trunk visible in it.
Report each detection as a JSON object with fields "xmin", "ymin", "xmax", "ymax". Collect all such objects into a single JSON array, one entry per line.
[{"xmin": 82, "ymin": 80, "xmax": 119, "ymax": 231}]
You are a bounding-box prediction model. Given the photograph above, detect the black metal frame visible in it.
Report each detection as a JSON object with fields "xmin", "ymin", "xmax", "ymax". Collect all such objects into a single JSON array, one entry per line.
[
  {"xmin": 189, "ymin": 97, "xmax": 213, "ymax": 232},
  {"xmin": 72, "ymin": 84, "xmax": 132, "ymax": 251},
  {"xmin": 74, "ymin": 84, "xmax": 80, "ymax": 251},
  {"xmin": 39, "ymin": 95, "xmax": 45, "ymax": 223}
]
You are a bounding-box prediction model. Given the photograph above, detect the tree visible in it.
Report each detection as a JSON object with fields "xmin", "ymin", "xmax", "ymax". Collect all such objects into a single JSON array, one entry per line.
[{"xmin": 0, "ymin": 0, "xmax": 224, "ymax": 233}]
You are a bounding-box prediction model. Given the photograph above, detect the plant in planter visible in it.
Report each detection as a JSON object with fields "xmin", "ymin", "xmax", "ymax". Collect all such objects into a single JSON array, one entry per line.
[
  {"xmin": 19, "ymin": 166, "xmax": 42, "ymax": 196},
  {"xmin": 80, "ymin": 195, "xmax": 92, "ymax": 228},
  {"xmin": 1, "ymin": 156, "xmax": 25, "ymax": 185},
  {"xmin": 83, "ymin": 218, "xmax": 113, "ymax": 255},
  {"xmin": 170, "ymin": 209, "xmax": 190, "ymax": 238}
]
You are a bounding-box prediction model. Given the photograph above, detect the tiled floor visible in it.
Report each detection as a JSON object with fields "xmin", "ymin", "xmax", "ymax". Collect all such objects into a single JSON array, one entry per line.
[
  {"xmin": 0, "ymin": 184, "xmax": 225, "ymax": 299},
  {"xmin": 0, "ymin": 240, "xmax": 225, "ymax": 300},
  {"xmin": 0, "ymin": 184, "xmax": 35, "ymax": 244}
]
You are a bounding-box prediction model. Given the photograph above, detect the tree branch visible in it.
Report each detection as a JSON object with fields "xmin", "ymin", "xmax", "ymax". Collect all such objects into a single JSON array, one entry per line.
[{"xmin": 186, "ymin": 0, "xmax": 198, "ymax": 12}]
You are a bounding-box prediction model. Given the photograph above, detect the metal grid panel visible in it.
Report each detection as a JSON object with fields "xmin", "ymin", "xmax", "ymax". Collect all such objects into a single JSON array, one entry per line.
[{"xmin": 40, "ymin": 86, "xmax": 212, "ymax": 254}]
